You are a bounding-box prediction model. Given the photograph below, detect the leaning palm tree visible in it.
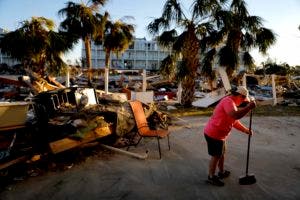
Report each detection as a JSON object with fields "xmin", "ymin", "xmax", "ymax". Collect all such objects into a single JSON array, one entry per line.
[
  {"xmin": 202, "ymin": 0, "xmax": 276, "ymax": 79},
  {"xmin": 94, "ymin": 15, "xmax": 135, "ymax": 93},
  {"xmin": 0, "ymin": 17, "xmax": 74, "ymax": 76},
  {"xmin": 58, "ymin": 0, "xmax": 108, "ymax": 86},
  {"xmin": 147, "ymin": 0, "xmax": 226, "ymax": 107}
]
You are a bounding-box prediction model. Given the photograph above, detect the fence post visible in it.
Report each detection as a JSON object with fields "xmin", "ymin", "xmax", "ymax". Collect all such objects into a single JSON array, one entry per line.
[
  {"xmin": 271, "ymin": 74, "xmax": 277, "ymax": 105},
  {"xmin": 177, "ymin": 82, "xmax": 182, "ymax": 104},
  {"xmin": 105, "ymin": 68, "xmax": 109, "ymax": 94},
  {"xmin": 142, "ymin": 69, "xmax": 146, "ymax": 92}
]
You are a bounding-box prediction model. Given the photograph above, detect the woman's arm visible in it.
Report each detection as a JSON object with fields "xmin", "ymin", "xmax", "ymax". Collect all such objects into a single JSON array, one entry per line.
[
  {"xmin": 233, "ymin": 120, "xmax": 252, "ymax": 135},
  {"xmin": 228, "ymin": 101, "xmax": 256, "ymax": 120}
]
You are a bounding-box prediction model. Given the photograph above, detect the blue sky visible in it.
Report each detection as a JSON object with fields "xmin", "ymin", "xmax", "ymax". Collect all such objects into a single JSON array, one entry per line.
[{"xmin": 0, "ymin": 0, "xmax": 300, "ymax": 66}]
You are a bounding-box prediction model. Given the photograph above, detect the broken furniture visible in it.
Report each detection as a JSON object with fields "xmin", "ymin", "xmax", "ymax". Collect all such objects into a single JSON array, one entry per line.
[
  {"xmin": 0, "ymin": 102, "xmax": 30, "ymax": 130},
  {"xmin": 32, "ymin": 87, "xmax": 116, "ymax": 154},
  {"xmin": 0, "ymin": 101, "xmax": 36, "ymax": 170},
  {"xmin": 0, "ymin": 126, "xmax": 32, "ymax": 171},
  {"xmin": 129, "ymin": 100, "xmax": 170, "ymax": 159},
  {"xmin": 0, "ymin": 126, "xmax": 31, "ymax": 170}
]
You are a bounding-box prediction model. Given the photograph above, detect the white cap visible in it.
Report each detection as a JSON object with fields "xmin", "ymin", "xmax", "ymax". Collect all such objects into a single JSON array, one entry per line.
[{"xmin": 236, "ymin": 86, "xmax": 250, "ymax": 102}]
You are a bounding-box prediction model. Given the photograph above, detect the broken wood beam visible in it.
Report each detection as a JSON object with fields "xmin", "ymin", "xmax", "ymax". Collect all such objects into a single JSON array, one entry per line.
[
  {"xmin": 0, "ymin": 155, "xmax": 29, "ymax": 170},
  {"xmin": 100, "ymin": 144, "xmax": 148, "ymax": 160},
  {"xmin": 49, "ymin": 126, "xmax": 112, "ymax": 154}
]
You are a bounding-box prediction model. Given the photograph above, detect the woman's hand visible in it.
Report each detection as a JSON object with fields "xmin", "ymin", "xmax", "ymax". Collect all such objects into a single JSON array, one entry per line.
[
  {"xmin": 247, "ymin": 100, "xmax": 256, "ymax": 110},
  {"xmin": 245, "ymin": 129, "xmax": 253, "ymax": 136}
]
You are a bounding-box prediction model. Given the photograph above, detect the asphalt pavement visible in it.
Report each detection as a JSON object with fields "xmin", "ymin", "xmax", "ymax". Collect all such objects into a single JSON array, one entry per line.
[{"xmin": 1, "ymin": 116, "xmax": 300, "ymax": 200}]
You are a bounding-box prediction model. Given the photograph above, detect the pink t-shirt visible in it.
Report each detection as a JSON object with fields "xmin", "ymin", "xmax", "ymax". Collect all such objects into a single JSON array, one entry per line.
[{"xmin": 204, "ymin": 96, "xmax": 237, "ymax": 140}]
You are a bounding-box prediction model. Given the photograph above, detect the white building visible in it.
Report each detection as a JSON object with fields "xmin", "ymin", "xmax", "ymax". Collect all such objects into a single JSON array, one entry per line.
[
  {"xmin": 0, "ymin": 28, "xmax": 20, "ymax": 66},
  {"xmin": 82, "ymin": 37, "xmax": 170, "ymax": 70}
]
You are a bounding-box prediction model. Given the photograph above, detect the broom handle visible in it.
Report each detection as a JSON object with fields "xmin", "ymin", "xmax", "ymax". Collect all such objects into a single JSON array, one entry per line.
[{"xmin": 246, "ymin": 110, "xmax": 253, "ymax": 175}]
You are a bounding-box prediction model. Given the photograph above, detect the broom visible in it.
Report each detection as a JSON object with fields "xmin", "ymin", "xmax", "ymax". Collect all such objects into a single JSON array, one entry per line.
[{"xmin": 239, "ymin": 110, "xmax": 256, "ymax": 185}]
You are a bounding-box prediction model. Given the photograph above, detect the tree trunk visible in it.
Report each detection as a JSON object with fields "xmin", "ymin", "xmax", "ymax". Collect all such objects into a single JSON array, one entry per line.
[
  {"xmin": 105, "ymin": 48, "xmax": 111, "ymax": 69},
  {"xmin": 181, "ymin": 76, "xmax": 196, "ymax": 106},
  {"xmin": 180, "ymin": 25, "xmax": 200, "ymax": 107},
  {"xmin": 227, "ymin": 30, "xmax": 242, "ymax": 76}
]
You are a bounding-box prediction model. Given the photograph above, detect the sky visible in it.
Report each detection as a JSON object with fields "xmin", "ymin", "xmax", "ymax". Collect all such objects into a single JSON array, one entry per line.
[{"xmin": 0, "ymin": 0, "xmax": 300, "ymax": 66}]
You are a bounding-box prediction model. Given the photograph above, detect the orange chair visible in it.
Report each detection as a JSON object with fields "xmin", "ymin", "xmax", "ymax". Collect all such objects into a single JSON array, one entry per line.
[{"xmin": 129, "ymin": 100, "xmax": 170, "ymax": 159}]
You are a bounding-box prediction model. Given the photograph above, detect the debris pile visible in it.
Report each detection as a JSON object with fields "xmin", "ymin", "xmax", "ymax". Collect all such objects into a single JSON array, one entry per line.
[{"xmin": 0, "ymin": 71, "xmax": 170, "ymax": 172}]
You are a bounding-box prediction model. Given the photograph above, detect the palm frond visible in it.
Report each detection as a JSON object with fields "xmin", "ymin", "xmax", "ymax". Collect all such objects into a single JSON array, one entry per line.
[
  {"xmin": 48, "ymin": 31, "xmax": 75, "ymax": 52},
  {"xmin": 245, "ymin": 15, "xmax": 263, "ymax": 31},
  {"xmin": 162, "ymin": 0, "xmax": 184, "ymax": 23},
  {"xmin": 90, "ymin": 0, "xmax": 107, "ymax": 6},
  {"xmin": 242, "ymin": 51, "xmax": 254, "ymax": 70},
  {"xmin": 192, "ymin": 0, "xmax": 224, "ymax": 18},
  {"xmin": 119, "ymin": 16, "xmax": 135, "ymax": 23},
  {"xmin": 240, "ymin": 32, "xmax": 254, "ymax": 50},
  {"xmin": 0, "ymin": 30, "xmax": 25, "ymax": 60},
  {"xmin": 157, "ymin": 29, "xmax": 177, "ymax": 48},
  {"xmin": 206, "ymin": 29, "xmax": 225, "ymax": 47},
  {"xmin": 89, "ymin": 0, "xmax": 107, "ymax": 11},
  {"xmin": 147, "ymin": 17, "xmax": 168, "ymax": 35},
  {"xmin": 58, "ymin": 2, "xmax": 98, "ymax": 38},
  {"xmin": 230, "ymin": 0, "xmax": 249, "ymax": 17},
  {"xmin": 201, "ymin": 48, "xmax": 217, "ymax": 79},
  {"xmin": 255, "ymin": 27, "xmax": 276, "ymax": 54},
  {"xmin": 218, "ymin": 45, "xmax": 238, "ymax": 74},
  {"xmin": 195, "ymin": 22, "xmax": 214, "ymax": 36},
  {"xmin": 0, "ymin": 17, "xmax": 72, "ymax": 75},
  {"xmin": 103, "ymin": 19, "xmax": 135, "ymax": 56},
  {"xmin": 159, "ymin": 55, "xmax": 177, "ymax": 80},
  {"xmin": 172, "ymin": 32, "xmax": 185, "ymax": 53},
  {"xmin": 214, "ymin": 10, "xmax": 232, "ymax": 29},
  {"xmin": 46, "ymin": 55, "xmax": 67, "ymax": 76}
]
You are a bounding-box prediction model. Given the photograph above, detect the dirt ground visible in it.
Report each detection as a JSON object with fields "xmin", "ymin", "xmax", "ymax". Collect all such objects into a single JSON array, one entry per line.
[{"xmin": 0, "ymin": 115, "xmax": 300, "ymax": 200}]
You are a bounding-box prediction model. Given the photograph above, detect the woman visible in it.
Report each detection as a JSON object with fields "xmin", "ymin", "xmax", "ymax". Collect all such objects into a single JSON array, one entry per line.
[{"xmin": 204, "ymin": 86, "xmax": 256, "ymax": 186}]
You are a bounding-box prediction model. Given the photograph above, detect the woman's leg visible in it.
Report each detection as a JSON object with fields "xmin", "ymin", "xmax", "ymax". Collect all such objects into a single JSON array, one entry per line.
[
  {"xmin": 209, "ymin": 156, "xmax": 220, "ymax": 177},
  {"xmin": 218, "ymin": 140, "xmax": 226, "ymax": 173},
  {"xmin": 218, "ymin": 154, "xmax": 224, "ymax": 173}
]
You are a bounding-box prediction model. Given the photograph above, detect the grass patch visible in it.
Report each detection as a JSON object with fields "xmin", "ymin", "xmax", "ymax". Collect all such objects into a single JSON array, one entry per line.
[
  {"xmin": 166, "ymin": 105, "xmax": 300, "ymax": 117},
  {"xmin": 250, "ymin": 105, "xmax": 300, "ymax": 116}
]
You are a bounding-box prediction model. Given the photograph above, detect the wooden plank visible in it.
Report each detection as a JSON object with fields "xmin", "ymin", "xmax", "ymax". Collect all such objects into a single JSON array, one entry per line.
[
  {"xmin": 0, "ymin": 156, "xmax": 28, "ymax": 170},
  {"xmin": 0, "ymin": 77, "xmax": 28, "ymax": 87},
  {"xmin": 0, "ymin": 125, "xmax": 26, "ymax": 132},
  {"xmin": 49, "ymin": 126, "xmax": 112, "ymax": 154}
]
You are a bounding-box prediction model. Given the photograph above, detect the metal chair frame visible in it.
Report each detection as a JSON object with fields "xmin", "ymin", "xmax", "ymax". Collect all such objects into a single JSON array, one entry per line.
[{"xmin": 128, "ymin": 100, "xmax": 170, "ymax": 159}]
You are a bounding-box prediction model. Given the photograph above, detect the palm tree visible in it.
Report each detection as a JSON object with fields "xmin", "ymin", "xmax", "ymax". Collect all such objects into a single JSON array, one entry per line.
[
  {"xmin": 0, "ymin": 17, "xmax": 74, "ymax": 75},
  {"xmin": 202, "ymin": 0, "xmax": 276, "ymax": 78},
  {"xmin": 94, "ymin": 15, "xmax": 135, "ymax": 93},
  {"xmin": 147, "ymin": 0, "xmax": 225, "ymax": 107},
  {"xmin": 58, "ymin": 0, "xmax": 108, "ymax": 86}
]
